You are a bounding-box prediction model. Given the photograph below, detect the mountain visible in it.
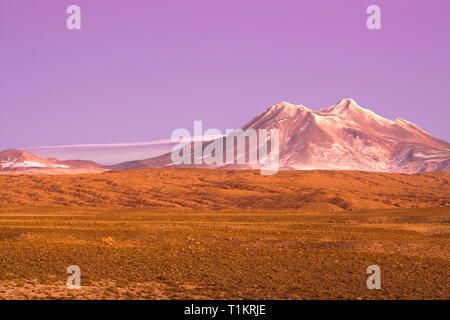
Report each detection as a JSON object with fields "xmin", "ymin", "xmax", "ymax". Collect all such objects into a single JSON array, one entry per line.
[
  {"xmin": 0, "ymin": 149, "xmax": 106, "ymax": 174},
  {"xmin": 110, "ymin": 98, "xmax": 450, "ymax": 173}
]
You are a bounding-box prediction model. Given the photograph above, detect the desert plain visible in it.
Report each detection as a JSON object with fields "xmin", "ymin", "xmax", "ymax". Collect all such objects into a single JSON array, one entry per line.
[{"xmin": 0, "ymin": 169, "xmax": 448, "ymax": 299}]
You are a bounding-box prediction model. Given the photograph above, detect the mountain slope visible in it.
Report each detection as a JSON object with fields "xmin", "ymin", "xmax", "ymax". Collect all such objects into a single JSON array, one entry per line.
[
  {"xmin": 0, "ymin": 149, "xmax": 106, "ymax": 173},
  {"xmin": 110, "ymin": 98, "xmax": 450, "ymax": 173},
  {"xmin": 0, "ymin": 168, "xmax": 448, "ymax": 210}
]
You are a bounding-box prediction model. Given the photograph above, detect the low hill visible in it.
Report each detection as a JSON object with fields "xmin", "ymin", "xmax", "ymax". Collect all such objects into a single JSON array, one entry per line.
[
  {"xmin": 0, "ymin": 149, "xmax": 106, "ymax": 174},
  {"xmin": 0, "ymin": 169, "xmax": 448, "ymax": 211}
]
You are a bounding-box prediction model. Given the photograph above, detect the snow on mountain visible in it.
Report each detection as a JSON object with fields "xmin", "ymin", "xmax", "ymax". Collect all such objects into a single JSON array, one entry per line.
[
  {"xmin": 4, "ymin": 99, "xmax": 448, "ymax": 174},
  {"xmin": 0, "ymin": 149, "xmax": 105, "ymax": 172},
  {"xmin": 110, "ymin": 98, "xmax": 450, "ymax": 174}
]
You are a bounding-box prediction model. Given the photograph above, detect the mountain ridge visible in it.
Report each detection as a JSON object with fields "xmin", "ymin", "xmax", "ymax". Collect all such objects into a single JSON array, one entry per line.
[
  {"xmin": 0, "ymin": 149, "xmax": 105, "ymax": 173},
  {"xmin": 110, "ymin": 98, "xmax": 450, "ymax": 173},
  {"xmin": 2, "ymin": 99, "xmax": 449, "ymax": 174}
]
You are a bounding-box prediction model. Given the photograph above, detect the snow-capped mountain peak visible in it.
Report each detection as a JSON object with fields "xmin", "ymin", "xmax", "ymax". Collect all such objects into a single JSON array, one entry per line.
[
  {"xmin": 110, "ymin": 99, "xmax": 450, "ymax": 174},
  {"xmin": 0, "ymin": 149, "xmax": 104, "ymax": 172}
]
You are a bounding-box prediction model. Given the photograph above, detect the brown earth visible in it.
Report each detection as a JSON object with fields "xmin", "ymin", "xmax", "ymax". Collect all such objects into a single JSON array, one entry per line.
[
  {"xmin": 0, "ymin": 169, "xmax": 448, "ymax": 299},
  {"xmin": 0, "ymin": 169, "xmax": 448, "ymax": 210}
]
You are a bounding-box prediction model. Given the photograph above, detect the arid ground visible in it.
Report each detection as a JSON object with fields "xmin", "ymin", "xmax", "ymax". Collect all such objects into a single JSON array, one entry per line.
[{"xmin": 0, "ymin": 169, "xmax": 448, "ymax": 299}]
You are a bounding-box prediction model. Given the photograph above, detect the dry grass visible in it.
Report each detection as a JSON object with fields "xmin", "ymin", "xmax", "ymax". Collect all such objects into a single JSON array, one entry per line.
[
  {"xmin": 0, "ymin": 169, "xmax": 448, "ymax": 210},
  {"xmin": 0, "ymin": 169, "xmax": 448, "ymax": 299}
]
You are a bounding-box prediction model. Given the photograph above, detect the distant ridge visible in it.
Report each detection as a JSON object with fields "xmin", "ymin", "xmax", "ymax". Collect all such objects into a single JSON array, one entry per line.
[{"xmin": 0, "ymin": 149, "xmax": 105, "ymax": 174}]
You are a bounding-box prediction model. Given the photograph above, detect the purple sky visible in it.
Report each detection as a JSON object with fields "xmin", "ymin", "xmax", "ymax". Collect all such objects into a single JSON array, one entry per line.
[{"xmin": 1, "ymin": 0, "xmax": 449, "ymax": 150}]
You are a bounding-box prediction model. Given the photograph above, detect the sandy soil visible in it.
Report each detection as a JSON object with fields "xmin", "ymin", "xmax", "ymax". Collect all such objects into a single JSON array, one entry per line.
[
  {"xmin": 0, "ymin": 207, "xmax": 448, "ymax": 300},
  {"xmin": 0, "ymin": 169, "xmax": 448, "ymax": 300}
]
